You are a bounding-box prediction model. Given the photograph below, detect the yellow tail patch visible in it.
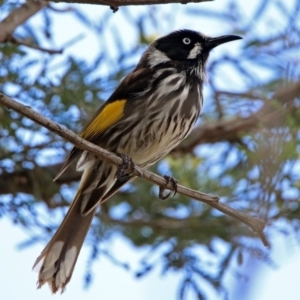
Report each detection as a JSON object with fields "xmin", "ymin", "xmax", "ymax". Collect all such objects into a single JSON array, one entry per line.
[{"xmin": 81, "ymin": 99, "xmax": 127, "ymax": 140}]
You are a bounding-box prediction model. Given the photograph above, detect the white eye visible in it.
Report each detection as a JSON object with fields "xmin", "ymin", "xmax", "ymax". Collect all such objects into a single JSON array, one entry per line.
[{"xmin": 182, "ymin": 38, "xmax": 191, "ymax": 45}]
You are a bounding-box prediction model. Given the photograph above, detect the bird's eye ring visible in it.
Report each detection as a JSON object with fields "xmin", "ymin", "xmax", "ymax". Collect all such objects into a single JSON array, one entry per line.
[{"xmin": 183, "ymin": 38, "xmax": 191, "ymax": 45}]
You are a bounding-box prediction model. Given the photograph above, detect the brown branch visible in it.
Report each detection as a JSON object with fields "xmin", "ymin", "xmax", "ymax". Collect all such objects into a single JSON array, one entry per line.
[
  {"xmin": 2, "ymin": 81, "xmax": 299, "ymax": 200},
  {"xmin": 0, "ymin": 93, "xmax": 218, "ymax": 204},
  {"xmin": 38, "ymin": 0, "xmax": 212, "ymax": 9},
  {"xmin": 101, "ymin": 210, "xmax": 236, "ymax": 232},
  {"xmin": 0, "ymin": 1, "xmax": 47, "ymax": 42},
  {"xmin": 0, "ymin": 92, "xmax": 268, "ymax": 246},
  {"xmin": 0, "ymin": 1, "xmax": 61, "ymax": 54},
  {"xmin": 0, "ymin": 163, "xmax": 75, "ymax": 203},
  {"xmin": 8, "ymin": 36, "xmax": 63, "ymax": 54}
]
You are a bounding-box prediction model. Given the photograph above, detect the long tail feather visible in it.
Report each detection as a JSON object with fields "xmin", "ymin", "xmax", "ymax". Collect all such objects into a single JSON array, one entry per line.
[
  {"xmin": 33, "ymin": 161, "xmax": 116, "ymax": 293},
  {"xmin": 33, "ymin": 193, "xmax": 96, "ymax": 293}
]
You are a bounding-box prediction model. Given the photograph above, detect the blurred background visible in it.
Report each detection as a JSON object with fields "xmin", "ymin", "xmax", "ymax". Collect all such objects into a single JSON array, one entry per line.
[{"xmin": 1, "ymin": 0, "xmax": 300, "ymax": 299}]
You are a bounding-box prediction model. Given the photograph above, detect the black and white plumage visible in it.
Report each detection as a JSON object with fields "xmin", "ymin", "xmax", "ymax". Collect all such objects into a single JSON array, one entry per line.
[{"xmin": 33, "ymin": 29, "xmax": 241, "ymax": 293}]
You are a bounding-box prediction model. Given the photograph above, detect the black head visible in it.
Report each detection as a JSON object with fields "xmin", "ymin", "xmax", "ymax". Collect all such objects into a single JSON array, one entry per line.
[{"xmin": 145, "ymin": 29, "xmax": 241, "ymax": 67}]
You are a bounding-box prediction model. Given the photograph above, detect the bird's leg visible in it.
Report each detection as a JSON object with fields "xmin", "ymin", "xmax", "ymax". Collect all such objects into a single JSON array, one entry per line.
[
  {"xmin": 116, "ymin": 153, "xmax": 137, "ymax": 181},
  {"xmin": 159, "ymin": 175, "xmax": 178, "ymax": 200}
]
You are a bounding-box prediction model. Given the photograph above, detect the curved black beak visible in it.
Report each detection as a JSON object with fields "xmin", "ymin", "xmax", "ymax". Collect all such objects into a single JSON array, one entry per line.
[{"xmin": 205, "ymin": 35, "xmax": 242, "ymax": 51}]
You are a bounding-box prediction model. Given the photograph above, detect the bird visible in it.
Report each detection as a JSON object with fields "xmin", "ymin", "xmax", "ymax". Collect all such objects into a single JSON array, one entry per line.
[{"xmin": 33, "ymin": 29, "xmax": 241, "ymax": 293}]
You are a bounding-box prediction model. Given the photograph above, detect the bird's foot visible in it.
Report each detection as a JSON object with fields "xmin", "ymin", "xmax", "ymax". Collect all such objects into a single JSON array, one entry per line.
[
  {"xmin": 116, "ymin": 153, "xmax": 137, "ymax": 181},
  {"xmin": 159, "ymin": 175, "xmax": 178, "ymax": 200}
]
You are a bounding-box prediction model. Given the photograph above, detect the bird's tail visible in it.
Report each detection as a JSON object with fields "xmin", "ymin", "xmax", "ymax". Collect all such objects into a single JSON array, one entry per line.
[
  {"xmin": 32, "ymin": 191, "xmax": 97, "ymax": 294},
  {"xmin": 33, "ymin": 162, "xmax": 117, "ymax": 293}
]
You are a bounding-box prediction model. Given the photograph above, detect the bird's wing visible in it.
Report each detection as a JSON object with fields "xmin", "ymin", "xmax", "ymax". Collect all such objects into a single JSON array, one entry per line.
[{"xmin": 54, "ymin": 67, "xmax": 154, "ymax": 181}]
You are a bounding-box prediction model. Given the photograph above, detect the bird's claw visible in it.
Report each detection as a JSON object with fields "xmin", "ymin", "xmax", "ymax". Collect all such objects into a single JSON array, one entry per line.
[
  {"xmin": 159, "ymin": 175, "xmax": 178, "ymax": 200},
  {"xmin": 116, "ymin": 153, "xmax": 141, "ymax": 181}
]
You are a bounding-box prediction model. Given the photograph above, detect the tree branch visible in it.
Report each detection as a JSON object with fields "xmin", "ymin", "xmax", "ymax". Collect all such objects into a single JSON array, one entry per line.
[
  {"xmin": 0, "ymin": 92, "xmax": 268, "ymax": 246},
  {"xmin": 1, "ymin": 80, "xmax": 299, "ymax": 210},
  {"xmin": 0, "ymin": 1, "xmax": 61, "ymax": 54},
  {"xmin": 8, "ymin": 36, "xmax": 63, "ymax": 54},
  {"xmin": 0, "ymin": 1, "xmax": 47, "ymax": 42},
  {"xmin": 38, "ymin": 0, "xmax": 212, "ymax": 10}
]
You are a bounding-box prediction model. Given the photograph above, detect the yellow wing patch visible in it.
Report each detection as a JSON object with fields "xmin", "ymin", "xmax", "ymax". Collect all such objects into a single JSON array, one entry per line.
[{"xmin": 81, "ymin": 99, "xmax": 126, "ymax": 140}]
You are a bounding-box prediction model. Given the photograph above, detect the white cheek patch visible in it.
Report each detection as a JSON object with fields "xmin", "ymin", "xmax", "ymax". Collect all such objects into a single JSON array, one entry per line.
[
  {"xmin": 188, "ymin": 43, "xmax": 202, "ymax": 59},
  {"xmin": 148, "ymin": 49, "xmax": 171, "ymax": 68}
]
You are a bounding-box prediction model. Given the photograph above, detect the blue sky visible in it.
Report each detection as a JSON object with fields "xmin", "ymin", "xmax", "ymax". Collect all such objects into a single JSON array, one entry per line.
[
  {"xmin": 2, "ymin": 216, "xmax": 300, "ymax": 300},
  {"xmin": 1, "ymin": 218, "xmax": 184, "ymax": 299}
]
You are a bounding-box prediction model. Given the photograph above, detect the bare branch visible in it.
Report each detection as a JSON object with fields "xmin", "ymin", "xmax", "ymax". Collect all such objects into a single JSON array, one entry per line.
[
  {"xmin": 36, "ymin": 0, "xmax": 212, "ymax": 10},
  {"xmin": 0, "ymin": 1, "xmax": 61, "ymax": 54},
  {"xmin": 0, "ymin": 1, "xmax": 47, "ymax": 42},
  {"xmin": 0, "ymin": 92, "xmax": 268, "ymax": 245},
  {"xmin": 2, "ymin": 81, "xmax": 299, "ymax": 202},
  {"xmin": 0, "ymin": 93, "xmax": 218, "ymax": 204},
  {"xmin": 8, "ymin": 36, "xmax": 63, "ymax": 54}
]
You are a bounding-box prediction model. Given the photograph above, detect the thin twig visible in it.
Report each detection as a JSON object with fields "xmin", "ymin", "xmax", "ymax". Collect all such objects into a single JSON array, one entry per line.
[
  {"xmin": 0, "ymin": 92, "xmax": 268, "ymax": 246},
  {"xmin": 39, "ymin": 0, "xmax": 212, "ymax": 7},
  {"xmin": 9, "ymin": 36, "xmax": 63, "ymax": 54}
]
